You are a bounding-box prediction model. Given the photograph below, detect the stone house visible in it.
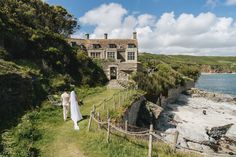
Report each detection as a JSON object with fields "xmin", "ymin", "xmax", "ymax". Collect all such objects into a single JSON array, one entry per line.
[{"xmin": 68, "ymin": 32, "xmax": 141, "ymax": 81}]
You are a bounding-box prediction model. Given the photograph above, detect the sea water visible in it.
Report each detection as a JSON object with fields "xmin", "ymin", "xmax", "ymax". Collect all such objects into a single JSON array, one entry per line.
[{"xmin": 195, "ymin": 73, "xmax": 236, "ymax": 96}]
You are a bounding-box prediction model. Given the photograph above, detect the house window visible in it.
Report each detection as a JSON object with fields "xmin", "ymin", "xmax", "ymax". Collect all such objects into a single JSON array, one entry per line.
[
  {"xmin": 109, "ymin": 44, "xmax": 117, "ymax": 48},
  {"xmin": 93, "ymin": 44, "xmax": 101, "ymax": 49},
  {"xmin": 71, "ymin": 42, "xmax": 77, "ymax": 47},
  {"xmin": 127, "ymin": 52, "xmax": 135, "ymax": 60},
  {"xmin": 107, "ymin": 52, "xmax": 115, "ymax": 59},
  {"xmin": 128, "ymin": 44, "xmax": 136, "ymax": 48},
  {"xmin": 90, "ymin": 52, "xmax": 101, "ymax": 58},
  {"xmin": 79, "ymin": 44, "xmax": 85, "ymax": 49}
]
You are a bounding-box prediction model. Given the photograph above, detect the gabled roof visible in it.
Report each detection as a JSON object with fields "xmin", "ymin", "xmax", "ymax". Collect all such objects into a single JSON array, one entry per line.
[{"xmin": 67, "ymin": 38, "xmax": 138, "ymax": 49}]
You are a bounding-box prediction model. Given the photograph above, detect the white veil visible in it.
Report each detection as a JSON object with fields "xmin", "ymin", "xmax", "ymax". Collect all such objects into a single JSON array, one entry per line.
[{"xmin": 70, "ymin": 91, "xmax": 83, "ymax": 122}]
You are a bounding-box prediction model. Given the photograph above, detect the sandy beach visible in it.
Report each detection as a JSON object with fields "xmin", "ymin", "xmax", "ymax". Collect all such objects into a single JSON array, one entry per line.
[{"xmin": 159, "ymin": 90, "xmax": 236, "ymax": 156}]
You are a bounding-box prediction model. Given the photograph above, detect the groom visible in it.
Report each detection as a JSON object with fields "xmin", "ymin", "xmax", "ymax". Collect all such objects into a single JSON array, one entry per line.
[{"xmin": 61, "ymin": 91, "xmax": 70, "ymax": 121}]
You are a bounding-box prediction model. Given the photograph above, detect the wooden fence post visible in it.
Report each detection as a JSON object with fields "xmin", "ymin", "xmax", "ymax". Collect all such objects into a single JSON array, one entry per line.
[
  {"xmin": 107, "ymin": 109, "xmax": 110, "ymax": 119},
  {"xmin": 93, "ymin": 105, "xmax": 96, "ymax": 113},
  {"xmin": 107, "ymin": 118, "xmax": 111, "ymax": 143},
  {"xmin": 103, "ymin": 101, "xmax": 105, "ymax": 110},
  {"xmin": 148, "ymin": 124, "xmax": 153, "ymax": 157},
  {"xmin": 113, "ymin": 96, "xmax": 115, "ymax": 104},
  {"xmin": 121, "ymin": 94, "xmax": 124, "ymax": 104},
  {"xmin": 125, "ymin": 120, "xmax": 128, "ymax": 132},
  {"xmin": 97, "ymin": 112, "xmax": 101, "ymax": 129},
  {"xmin": 88, "ymin": 111, "xmax": 93, "ymax": 132},
  {"xmin": 119, "ymin": 92, "xmax": 121, "ymax": 107},
  {"xmin": 173, "ymin": 130, "xmax": 179, "ymax": 151}
]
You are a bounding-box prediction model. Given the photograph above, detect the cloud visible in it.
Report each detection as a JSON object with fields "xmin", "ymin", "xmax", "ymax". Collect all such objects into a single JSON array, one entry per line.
[
  {"xmin": 79, "ymin": 3, "xmax": 127, "ymax": 38},
  {"xmin": 78, "ymin": 3, "xmax": 236, "ymax": 56},
  {"xmin": 206, "ymin": 0, "xmax": 218, "ymax": 8},
  {"xmin": 225, "ymin": 0, "xmax": 236, "ymax": 5}
]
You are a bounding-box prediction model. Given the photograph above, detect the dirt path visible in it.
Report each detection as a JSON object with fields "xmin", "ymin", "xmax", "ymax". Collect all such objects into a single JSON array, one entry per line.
[
  {"xmin": 37, "ymin": 88, "xmax": 119, "ymax": 157},
  {"xmin": 50, "ymin": 122, "xmax": 85, "ymax": 157}
]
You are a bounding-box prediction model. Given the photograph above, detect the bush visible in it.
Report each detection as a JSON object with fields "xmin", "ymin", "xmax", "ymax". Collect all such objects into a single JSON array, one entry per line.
[
  {"xmin": 133, "ymin": 63, "xmax": 185, "ymax": 97},
  {"xmin": 1, "ymin": 111, "xmax": 41, "ymax": 157},
  {"xmin": 0, "ymin": 48, "xmax": 9, "ymax": 59},
  {"xmin": 177, "ymin": 65, "xmax": 200, "ymax": 81}
]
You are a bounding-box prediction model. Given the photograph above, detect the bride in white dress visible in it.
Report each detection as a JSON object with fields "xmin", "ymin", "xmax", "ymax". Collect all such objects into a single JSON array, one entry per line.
[{"xmin": 70, "ymin": 91, "xmax": 83, "ymax": 130}]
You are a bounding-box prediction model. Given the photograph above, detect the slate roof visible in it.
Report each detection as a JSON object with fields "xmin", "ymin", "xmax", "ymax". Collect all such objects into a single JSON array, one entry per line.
[{"xmin": 68, "ymin": 38, "xmax": 138, "ymax": 49}]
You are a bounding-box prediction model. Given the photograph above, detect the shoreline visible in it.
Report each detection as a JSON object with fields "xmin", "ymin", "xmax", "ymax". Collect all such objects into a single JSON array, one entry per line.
[
  {"xmin": 158, "ymin": 88, "xmax": 236, "ymax": 155},
  {"xmin": 190, "ymin": 88, "xmax": 236, "ymax": 102},
  {"xmin": 201, "ymin": 72, "xmax": 236, "ymax": 75}
]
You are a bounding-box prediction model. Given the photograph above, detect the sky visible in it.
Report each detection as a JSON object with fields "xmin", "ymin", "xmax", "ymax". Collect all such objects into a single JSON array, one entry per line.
[{"xmin": 46, "ymin": 0, "xmax": 236, "ymax": 56}]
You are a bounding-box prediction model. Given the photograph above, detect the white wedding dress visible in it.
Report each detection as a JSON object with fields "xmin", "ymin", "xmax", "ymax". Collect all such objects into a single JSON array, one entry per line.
[{"xmin": 70, "ymin": 91, "xmax": 83, "ymax": 130}]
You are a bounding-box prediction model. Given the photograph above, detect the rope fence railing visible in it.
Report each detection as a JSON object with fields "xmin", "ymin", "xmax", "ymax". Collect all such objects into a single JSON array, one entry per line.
[
  {"xmin": 87, "ymin": 102, "xmax": 180, "ymax": 157},
  {"xmin": 93, "ymin": 87, "xmax": 141, "ymax": 121},
  {"xmin": 87, "ymin": 88, "xmax": 236, "ymax": 157}
]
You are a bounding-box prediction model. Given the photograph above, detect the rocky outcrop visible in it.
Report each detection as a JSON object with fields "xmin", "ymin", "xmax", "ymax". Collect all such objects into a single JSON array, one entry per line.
[
  {"xmin": 123, "ymin": 96, "xmax": 146, "ymax": 125},
  {"xmin": 200, "ymin": 65, "xmax": 236, "ymax": 73},
  {"xmin": 161, "ymin": 80, "xmax": 195, "ymax": 106},
  {"xmin": 189, "ymin": 88, "xmax": 236, "ymax": 104},
  {"xmin": 158, "ymin": 93, "xmax": 236, "ymax": 155},
  {"xmin": 123, "ymin": 96, "xmax": 163, "ymax": 128},
  {"xmin": 206, "ymin": 124, "xmax": 233, "ymax": 140}
]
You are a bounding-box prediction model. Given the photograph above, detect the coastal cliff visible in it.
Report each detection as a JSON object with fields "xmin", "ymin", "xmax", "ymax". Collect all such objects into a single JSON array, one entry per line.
[
  {"xmin": 200, "ymin": 65, "xmax": 236, "ymax": 73},
  {"xmin": 123, "ymin": 80, "xmax": 195, "ymax": 128}
]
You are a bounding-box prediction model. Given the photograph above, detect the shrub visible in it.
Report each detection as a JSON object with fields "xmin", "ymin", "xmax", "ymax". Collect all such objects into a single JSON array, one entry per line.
[{"xmin": 1, "ymin": 111, "xmax": 41, "ymax": 157}]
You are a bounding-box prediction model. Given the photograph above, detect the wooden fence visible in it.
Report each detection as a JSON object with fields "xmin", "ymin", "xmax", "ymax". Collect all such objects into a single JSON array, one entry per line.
[
  {"xmin": 88, "ymin": 106, "xmax": 180, "ymax": 157},
  {"xmin": 87, "ymin": 89, "xmax": 236, "ymax": 157},
  {"xmin": 87, "ymin": 88, "xmax": 180, "ymax": 157}
]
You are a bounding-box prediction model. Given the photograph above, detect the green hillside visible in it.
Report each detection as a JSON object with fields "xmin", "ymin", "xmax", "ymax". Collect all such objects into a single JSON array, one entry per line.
[
  {"xmin": 139, "ymin": 53, "xmax": 236, "ymax": 73},
  {"xmin": 0, "ymin": 0, "xmax": 230, "ymax": 157}
]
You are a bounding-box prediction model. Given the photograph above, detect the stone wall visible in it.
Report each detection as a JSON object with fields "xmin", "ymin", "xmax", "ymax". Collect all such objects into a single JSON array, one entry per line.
[
  {"xmin": 100, "ymin": 61, "xmax": 138, "ymax": 81},
  {"xmin": 118, "ymin": 70, "xmax": 130, "ymax": 81},
  {"xmin": 122, "ymin": 81, "xmax": 195, "ymax": 128},
  {"xmin": 161, "ymin": 80, "xmax": 195, "ymax": 106}
]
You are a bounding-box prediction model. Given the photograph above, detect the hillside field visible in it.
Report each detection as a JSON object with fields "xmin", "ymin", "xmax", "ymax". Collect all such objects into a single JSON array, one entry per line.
[{"xmin": 139, "ymin": 53, "xmax": 236, "ymax": 73}]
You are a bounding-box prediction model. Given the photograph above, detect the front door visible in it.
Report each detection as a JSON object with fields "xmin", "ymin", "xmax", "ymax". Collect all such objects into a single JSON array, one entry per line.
[{"xmin": 110, "ymin": 67, "xmax": 117, "ymax": 80}]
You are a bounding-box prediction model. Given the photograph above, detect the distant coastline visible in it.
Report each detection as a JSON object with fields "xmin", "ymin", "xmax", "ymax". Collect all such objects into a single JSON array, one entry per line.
[
  {"xmin": 196, "ymin": 73, "xmax": 236, "ymax": 97},
  {"xmin": 201, "ymin": 72, "xmax": 236, "ymax": 74}
]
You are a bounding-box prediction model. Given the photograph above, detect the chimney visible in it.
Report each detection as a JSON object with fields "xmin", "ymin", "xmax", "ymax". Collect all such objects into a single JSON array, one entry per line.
[
  {"xmin": 104, "ymin": 33, "xmax": 108, "ymax": 39},
  {"xmin": 85, "ymin": 33, "xmax": 89, "ymax": 39},
  {"xmin": 133, "ymin": 32, "xmax": 137, "ymax": 39}
]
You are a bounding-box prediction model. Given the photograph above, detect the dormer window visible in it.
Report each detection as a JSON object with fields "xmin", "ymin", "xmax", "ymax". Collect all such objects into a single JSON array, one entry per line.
[
  {"xmin": 79, "ymin": 44, "xmax": 85, "ymax": 49},
  {"xmin": 71, "ymin": 42, "xmax": 77, "ymax": 47},
  {"xmin": 93, "ymin": 44, "xmax": 101, "ymax": 49},
  {"xmin": 109, "ymin": 44, "xmax": 117, "ymax": 48},
  {"xmin": 128, "ymin": 44, "xmax": 136, "ymax": 48}
]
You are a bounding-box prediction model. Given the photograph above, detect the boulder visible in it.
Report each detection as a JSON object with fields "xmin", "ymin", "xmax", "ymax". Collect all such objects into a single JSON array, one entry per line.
[
  {"xmin": 225, "ymin": 125, "xmax": 236, "ymax": 142},
  {"xmin": 206, "ymin": 123, "xmax": 233, "ymax": 140},
  {"xmin": 187, "ymin": 142, "xmax": 203, "ymax": 151}
]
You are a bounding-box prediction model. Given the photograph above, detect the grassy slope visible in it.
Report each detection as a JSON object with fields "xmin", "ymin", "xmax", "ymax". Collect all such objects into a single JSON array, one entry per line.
[
  {"xmin": 33, "ymin": 88, "xmax": 200, "ymax": 157},
  {"xmin": 139, "ymin": 53, "xmax": 236, "ymax": 72}
]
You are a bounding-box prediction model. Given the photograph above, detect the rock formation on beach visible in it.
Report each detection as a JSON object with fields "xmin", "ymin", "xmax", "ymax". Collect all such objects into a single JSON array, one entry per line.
[{"xmin": 157, "ymin": 89, "xmax": 236, "ymax": 156}]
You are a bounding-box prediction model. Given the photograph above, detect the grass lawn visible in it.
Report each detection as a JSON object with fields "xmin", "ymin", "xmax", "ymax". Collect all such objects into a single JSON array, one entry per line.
[{"xmin": 26, "ymin": 87, "xmax": 200, "ymax": 157}]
